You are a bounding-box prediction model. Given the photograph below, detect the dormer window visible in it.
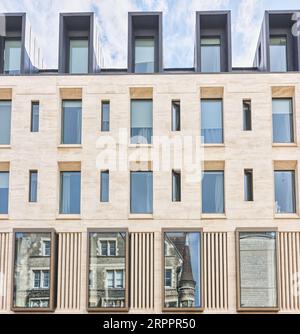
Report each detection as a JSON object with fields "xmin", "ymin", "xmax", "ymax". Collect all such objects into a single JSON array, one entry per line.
[
  {"xmin": 69, "ymin": 38, "xmax": 89, "ymax": 74},
  {"xmin": 134, "ymin": 37, "xmax": 155, "ymax": 73},
  {"xmin": 270, "ymin": 36, "xmax": 287, "ymax": 72},
  {"xmin": 4, "ymin": 38, "xmax": 21, "ymax": 74},
  {"xmin": 200, "ymin": 37, "xmax": 221, "ymax": 73}
]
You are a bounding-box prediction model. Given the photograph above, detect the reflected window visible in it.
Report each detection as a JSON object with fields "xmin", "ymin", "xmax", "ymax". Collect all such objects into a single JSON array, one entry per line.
[
  {"xmin": 202, "ymin": 171, "xmax": 224, "ymax": 214},
  {"xmin": 201, "ymin": 99, "xmax": 223, "ymax": 144},
  {"xmin": 59, "ymin": 171, "xmax": 81, "ymax": 214},
  {"xmin": 88, "ymin": 232, "xmax": 127, "ymax": 309},
  {"xmin": 275, "ymin": 171, "xmax": 296, "ymax": 214},
  {"xmin": 164, "ymin": 231, "xmax": 202, "ymax": 309},
  {"xmin": 0, "ymin": 172, "xmax": 9, "ymax": 214},
  {"xmin": 238, "ymin": 231, "xmax": 278, "ymax": 309},
  {"xmin": 69, "ymin": 39, "xmax": 88, "ymax": 74},
  {"xmin": 270, "ymin": 36, "xmax": 287, "ymax": 72},
  {"xmin": 4, "ymin": 39, "xmax": 21, "ymax": 74},
  {"xmin": 130, "ymin": 171, "xmax": 153, "ymax": 214},
  {"xmin": 61, "ymin": 100, "xmax": 82, "ymax": 144},
  {"xmin": 131, "ymin": 100, "xmax": 153, "ymax": 144},
  {"xmin": 13, "ymin": 231, "xmax": 55, "ymax": 310},
  {"xmin": 0, "ymin": 101, "xmax": 11, "ymax": 145},
  {"xmin": 134, "ymin": 37, "xmax": 155, "ymax": 73},
  {"xmin": 201, "ymin": 37, "xmax": 221, "ymax": 73},
  {"xmin": 272, "ymin": 99, "xmax": 294, "ymax": 143}
]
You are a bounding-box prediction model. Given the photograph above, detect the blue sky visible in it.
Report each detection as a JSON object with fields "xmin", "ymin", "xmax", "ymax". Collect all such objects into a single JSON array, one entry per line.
[{"xmin": 0, "ymin": 0, "xmax": 299, "ymax": 69}]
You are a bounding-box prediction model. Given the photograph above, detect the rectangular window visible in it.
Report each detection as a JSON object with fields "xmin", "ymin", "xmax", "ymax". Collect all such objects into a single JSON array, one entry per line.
[
  {"xmin": 61, "ymin": 100, "xmax": 82, "ymax": 144},
  {"xmin": 237, "ymin": 231, "xmax": 278, "ymax": 310},
  {"xmin": 172, "ymin": 170, "xmax": 181, "ymax": 202},
  {"xmin": 101, "ymin": 101, "xmax": 110, "ymax": 131},
  {"xmin": 88, "ymin": 231, "xmax": 128, "ymax": 310},
  {"xmin": 202, "ymin": 171, "xmax": 224, "ymax": 214},
  {"xmin": 272, "ymin": 98, "xmax": 294, "ymax": 143},
  {"xmin": 13, "ymin": 231, "xmax": 55, "ymax": 310},
  {"xmin": 200, "ymin": 37, "xmax": 221, "ymax": 73},
  {"xmin": 171, "ymin": 101, "xmax": 180, "ymax": 131},
  {"xmin": 243, "ymin": 100, "xmax": 252, "ymax": 131},
  {"xmin": 31, "ymin": 102, "xmax": 39, "ymax": 132},
  {"xmin": 4, "ymin": 38, "xmax": 21, "ymax": 74},
  {"xmin": 130, "ymin": 171, "xmax": 153, "ymax": 214},
  {"xmin": 59, "ymin": 171, "xmax": 81, "ymax": 214},
  {"xmin": 270, "ymin": 36, "xmax": 287, "ymax": 72},
  {"xmin": 43, "ymin": 240, "xmax": 51, "ymax": 257},
  {"xmin": 131, "ymin": 100, "xmax": 153, "ymax": 144},
  {"xmin": 201, "ymin": 99, "xmax": 223, "ymax": 144},
  {"xmin": 163, "ymin": 231, "xmax": 202, "ymax": 309},
  {"xmin": 69, "ymin": 38, "xmax": 89, "ymax": 74},
  {"xmin": 100, "ymin": 171, "xmax": 109, "ymax": 202},
  {"xmin": 134, "ymin": 37, "xmax": 155, "ymax": 73},
  {"xmin": 0, "ymin": 172, "xmax": 9, "ymax": 214},
  {"xmin": 274, "ymin": 170, "xmax": 296, "ymax": 214},
  {"xmin": 29, "ymin": 170, "xmax": 38, "ymax": 203},
  {"xmin": 0, "ymin": 100, "xmax": 11, "ymax": 145},
  {"xmin": 244, "ymin": 169, "xmax": 253, "ymax": 202}
]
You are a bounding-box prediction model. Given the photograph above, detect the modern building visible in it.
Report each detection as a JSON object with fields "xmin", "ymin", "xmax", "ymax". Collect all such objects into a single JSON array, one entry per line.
[{"xmin": 0, "ymin": 10, "xmax": 300, "ymax": 314}]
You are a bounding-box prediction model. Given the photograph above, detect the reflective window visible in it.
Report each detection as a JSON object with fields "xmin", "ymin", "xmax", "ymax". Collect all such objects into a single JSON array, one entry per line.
[
  {"xmin": 0, "ymin": 172, "xmax": 9, "ymax": 214},
  {"xmin": 61, "ymin": 100, "xmax": 82, "ymax": 144},
  {"xmin": 243, "ymin": 100, "xmax": 252, "ymax": 131},
  {"xmin": 270, "ymin": 36, "xmax": 287, "ymax": 72},
  {"xmin": 4, "ymin": 39, "xmax": 21, "ymax": 74},
  {"xmin": 172, "ymin": 170, "xmax": 181, "ymax": 202},
  {"xmin": 29, "ymin": 170, "xmax": 38, "ymax": 203},
  {"xmin": 69, "ymin": 39, "xmax": 88, "ymax": 74},
  {"xmin": 275, "ymin": 171, "xmax": 296, "ymax": 214},
  {"xmin": 164, "ymin": 232, "xmax": 202, "ymax": 309},
  {"xmin": 130, "ymin": 171, "xmax": 153, "ymax": 214},
  {"xmin": 100, "ymin": 170, "xmax": 109, "ymax": 202},
  {"xmin": 171, "ymin": 101, "xmax": 180, "ymax": 131},
  {"xmin": 88, "ymin": 232, "xmax": 127, "ymax": 309},
  {"xmin": 13, "ymin": 232, "xmax": 54, "ymax": 310},
  {"xmin": 31, "ymin": 102, "xmax": 39, "ymax": 132},
  {"xmin": 272, "ymin": 99, "xmax": 294, "ymax": 143},
  {"xmin": 134, "ymin": 38, "xmax": 155, "ymax": 73},
  {"xmin": 244, "ymin": 169, "xmax": 253, "ymax": 202},
  {"xmin": 202, "ymin": 171, "xmax": 224, "ymax": 214},
  {"xmin": 238, "ymin": 231, "xmax": 278, "ymax": 309},
  {"xmin": 201, "ymin": 99, "xmax": 223, "ymax": 144},
  {"xmin": 101, "ymin": 101, "xmax": 110, "ymax": 132},
  {"xmin": 0, "ymin": 101, "xmax": 11, "ymax": 145},
  {"xmin": 131, "ymin": 100, "xmax": 153, "ymax": 144},
  {"xmin": 201, "ymin": 37, "xmax": 221, "ymax": 73},
  {"xmin": 59, "ymin": 171, "xmax": 81, "ymax": 214}
]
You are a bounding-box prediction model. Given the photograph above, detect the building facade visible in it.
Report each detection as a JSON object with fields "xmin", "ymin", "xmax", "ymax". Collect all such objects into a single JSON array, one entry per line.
[{"xmin": 0, "ymin": 10, "xmax": 300, "ymax": 314}]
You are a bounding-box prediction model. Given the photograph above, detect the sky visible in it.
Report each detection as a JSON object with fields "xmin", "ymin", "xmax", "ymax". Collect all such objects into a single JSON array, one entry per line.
[{"xmin": 0, "ymin": 0, "xmax": 300, "ymax": 69}]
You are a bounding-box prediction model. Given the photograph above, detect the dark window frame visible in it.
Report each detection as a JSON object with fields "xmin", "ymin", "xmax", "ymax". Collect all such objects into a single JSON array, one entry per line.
[
  {"xmin": 244, "ymin": 169, "xmax": 254, "ymax": 202},
  {"xmin": 29, "ymin": 170, "xmax": 38, "ymax": 203},
  {"xmin": 30, "ymin": 101, "xmax": 40, "ymax": 133},
  {"xmin": 101, "ymin": 101, "xmax": 110, "ymax": 132},
  {"xmin": 243, "ymin": 100, "xmax": 252, "ymax": 131}
]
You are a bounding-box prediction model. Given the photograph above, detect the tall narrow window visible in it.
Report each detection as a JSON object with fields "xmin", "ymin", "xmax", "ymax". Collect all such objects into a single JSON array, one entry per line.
[
  {"xmin": 101, "ymin": 101, "xmax": 110, "ymax": 132},
  {"xmin": 172, "ymin": 170, "xmax": 181, "ymax": 202},
  {"xmin": 59, "ymin": 171, "xmax": 81, "ymax": 214},
  {"xmin": 201, "ymin": 99, "xmax": 223, "ymax": 144},
  {"xmin": 243, "ymin": 100, "xmax": 252, "ymax": 131},
  {"xmin": 131, "ymin": 100, "xmax": 153, "ymax": 144},
  {"xmin": 163, "ymin": 231, "xmax": 202, "ymax": 310},
  {"xmin": 31, "ymin": 102, "xmax": 39, "ymax": 132},
  {"xmin": 4, "ymin": 38, "xmax": 21, "ymax": 74},
  {"xmin": 134, "ymin": 37, "xmax": 155, "ymax": 73},
  {"xmin": 130, "ymin": 171, "xmax": 153, "ymax": 214},
  {"xmin": 270, "ymin": 36, "xmax": 287, "ymax": 72},
  {"xmin": 61, "ymin": 100, "xmax": 82, "ymax": 144},
  {"xmin": 0, "ymin": 100, "xmax": 11, "ymax": 145},
  {"xmin": 237, "ymin": 231, "xmax": 278, "ymax": 310},
  {"xmin": 202, "ymin": 171, "xmax": 224, "ymax": 214},
  {"xmin": 200, "ymin": 37, "xmax": 221, "ymax": 73},
  {"xmin": 100, "ymin": 170, "xmax": 109, "ymax": 202},
  {"xmin": 244, "ymin": 169, "xmax": 253, "ymax": 201},
  {"xmin": 274, "ymin": 170, "xmax": 296, "ymax": 214},
  {"xmin": 171, "ymin": 101, "xmax": 180, "ymax": 131},
  {"xmin": 69, "ymin": 39, "xmax": 89, "ymax": 74},
  {"xmin": 29, "ymin": 170, "xmax": 38, "ymax": 203},
  {"xmin": 272, "ymin": 98, "xmax": 294, "ymax": 143},
  {"xmin": 0, "ymin": 172, "xmax": 9, "ymax": 214}
]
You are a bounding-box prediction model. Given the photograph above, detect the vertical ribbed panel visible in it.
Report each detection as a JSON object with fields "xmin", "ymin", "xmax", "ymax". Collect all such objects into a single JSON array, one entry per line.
[
  {"xmin": 204, "ymin": 232, "xmax": 228, "ymax": 311},
  {"xmin": 0, "ymin": 233, "xmax": 9, "ymax": 312},
  {"xmin": 130, "ymin": 232, "xmax": 154, "ymax": 311},
  {"xmin": 57, "ymin": 232, "xmax": 82, "ymax": 311},
  {"xmin": 279, "ymin": 232, "xmax": 300, "ymax": 312}
]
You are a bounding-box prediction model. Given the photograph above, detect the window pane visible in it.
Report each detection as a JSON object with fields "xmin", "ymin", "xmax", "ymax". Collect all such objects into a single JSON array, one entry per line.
[
  {"xmin": 60, "ymin": 171, "xmax": 81, "ymax": 214},
  {"xmin": 62, "ymin": 100, "xmax": 82, "ymax": 144},
  {"xmin": 109, "ymin": 241, "xmax": 116, "ymax": 256},
  {"xmin": 243, "ymin": 100, "xmax": 252, "ymax": 131},
  {"xmin": 69, "ymin": 39, "xmax": 88, "ymax": 74},
  {"xmin": 275, "ymin": 171, "xmax": 296, "ymax": 213},
  {"xmin": 31, "ymin": 102, "xmax": 39, "ymax": 132},
  {"xmin": 29, "ymin": 171, "xmax": 38, "ymax": 202},
  {"xmin": 171, "ymin": 101, "xmax": 180, "ymax": 131},
  {"xmin": 244, "ymin": 169, "xmax": 253, "ymax": 201},
  {"xmin": 272, "ymin": 99, "xmax": 294, "ymax": 143},
  {"xmin": 172, "ymin": 170, "xmax": 181, "ymax": 202},
  {"xmin": 201, "ymin": 37, "xmax": 221, "ymax": 72},
  {"xmin": 131, "ymin": 100, "xmax": 153, "ymax": 144},
  {"xmin": 88, "ymin": 232, "xmax": 127, "ymax": 309},
  {"xmin": 13, "ymin": 232, "xmax": 52, "ymax": 309},
  {"xmin": 0, "ymin": 101, "xmax": 11, "ymax": 145},
  {"xmin": 100, "ymin": 171, "xmax": 109, "ymax": 202},
  {"xmin": 101, "ymin": 101, "xmax": 110, "ymax": 131},
  {"xmin": 239, "ymin": 231, "xmax": 277, "ymax": 308},
  {"xmin": 130, "ymin": 171, "xmax": 153, "ymax": 214},
  {"xmin": 0, "ymin": 172, "xmax": 9, "ymax": 214},
  {"xmin": 270, "ymin": 36, "xmax": 287, "ymax": 72},
  {"xmin": 135, "ymin": 38, "xmax": 155, "ymax": 73},
  {"xmin": 4, "ymin": 39, "xmax": 21, "ymax": 74},
  {"xmin": 164, "ymin": 232, "xmax": 201, "ymax": 308},
  {"xmin": 201, "ymin": 100, "xmax": 223, "ymax": 144},
  {"xmin": 202, "ymin": 171, "xmax": 224, "ymax": 213}
]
